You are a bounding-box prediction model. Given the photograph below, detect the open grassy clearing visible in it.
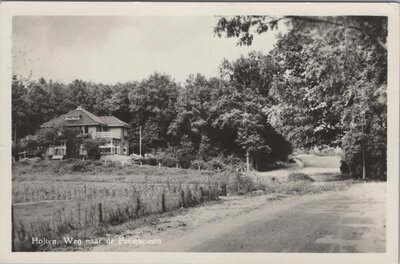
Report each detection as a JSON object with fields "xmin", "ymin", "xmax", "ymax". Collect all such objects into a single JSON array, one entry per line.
[{"xmin": 12, "ymin": 159, "xmax": 236, "ymax": 251}]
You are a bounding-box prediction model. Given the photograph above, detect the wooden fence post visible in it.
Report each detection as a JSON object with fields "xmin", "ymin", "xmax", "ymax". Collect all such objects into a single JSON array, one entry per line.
[
  {"xmin": 181, "ymin": 190, "xmax": 186, "ymax": 208},
  {"xmin": 161, "ymin": 194, "xmax": 166, "ymax": 213},
  {"xmin": 98, "ymin": 203, "xmax": 103, "ymax": 225},
  {"xmin": 11, "ymin": 204, "xmax": 15, "ymax": 252},
  {"xmin": 199, "ymin": 187, "xmax": 204, "ymax": 203},
  {"xmin": 221, "ymin": 184, "xmax": 227, "ymax": 196},
  {"xmin": 136, "ymin": 196, "xmax": 140, "ymax": 217}
]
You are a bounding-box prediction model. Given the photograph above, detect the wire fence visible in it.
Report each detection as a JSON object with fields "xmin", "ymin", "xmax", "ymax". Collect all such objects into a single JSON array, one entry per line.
[{"xmin": 12, "ymin": 182, "xmax": 226, "ymax": 251}]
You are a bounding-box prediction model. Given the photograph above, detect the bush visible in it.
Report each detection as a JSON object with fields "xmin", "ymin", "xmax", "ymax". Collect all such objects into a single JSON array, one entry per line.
[
  {"xmin": 130, "ymin": 154, "xmax": 142, "ymax": 164},
  {"xmin": 205, "ymin": 157, "xmax": 226, "ymax": 171},
  {"xmin": 190, "ymin": 159, "xmax": 207, "ymax": 170},
  {"xmin": 340, "ymin": 160, "xmax": 350, "ymax": 174},
  {"xmin": 223, "ymin": 155, "xmax": 247, "ymax": 170},
  {"xmin": 156, "ymin": 156, "xmax": 179, "ymax": 168},
  {"xmin": 70, "ymin": 160, "xmax": 86, "ymax": 172},
  {"xmin": 57, "ymin": 128, "xmax": 84, "ymax": 159},
  {"xmin": 287, "ymin": 172, "xmax": 314, "ymax": 182},
  {"xmin": 142, "ymin": 154, "xmax": 157, "ymax": 166},
  {"xmin": 83, "ymin": 138, "xmax": 106, "ymax": 160},
  {"xmin": 105, "ymin": 160, "xmax": 123, "ymax": 169},
  {"xmin": 229, "ymin": 173, "xmax": 255, "ymax": 195}
]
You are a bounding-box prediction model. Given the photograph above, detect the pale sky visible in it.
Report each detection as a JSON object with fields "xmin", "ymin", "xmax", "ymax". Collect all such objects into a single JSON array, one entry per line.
[{"xmin": 12, "ymin": 16, "xmax": 286, "ymax": 84}]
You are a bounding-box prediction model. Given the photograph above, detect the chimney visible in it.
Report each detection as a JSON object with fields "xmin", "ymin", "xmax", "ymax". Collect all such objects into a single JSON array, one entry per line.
[{"xmin": 76, "ymin": 106, "xmax": 83, "ymax": 110}]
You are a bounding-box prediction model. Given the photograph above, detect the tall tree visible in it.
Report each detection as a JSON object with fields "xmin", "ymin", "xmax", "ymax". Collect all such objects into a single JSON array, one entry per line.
[
  {"xmin": 12, "ymin": 75, "xmax": 29, "ymax": 142},
  {"xmin": 128, "ymin": 73, "xmax": 180, "ymax": 153},
  {"xmin": 214, "ymin": 16, "xmax": 387, "ymax": 178}
]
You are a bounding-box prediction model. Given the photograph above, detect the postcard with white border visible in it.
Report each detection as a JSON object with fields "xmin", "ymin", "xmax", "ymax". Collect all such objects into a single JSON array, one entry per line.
[{"xmin": 0, "ymin": 2, "xmax": 398, "ymax": 264}]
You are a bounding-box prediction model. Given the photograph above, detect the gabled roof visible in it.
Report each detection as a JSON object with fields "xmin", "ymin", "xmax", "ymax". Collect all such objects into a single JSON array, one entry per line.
[
  {"xmin": 99, "ymin": 116, "xmax": 131, "ymax": 128},
  {"xmin": 41, "ymin": 107, "xmax": 131, "ymax": 128}
]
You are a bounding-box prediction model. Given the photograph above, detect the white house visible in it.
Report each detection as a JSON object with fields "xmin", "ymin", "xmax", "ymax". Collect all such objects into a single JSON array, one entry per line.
[{"xmin": 41, "ymin": 106, "xmax": 130, "ymax": 158}]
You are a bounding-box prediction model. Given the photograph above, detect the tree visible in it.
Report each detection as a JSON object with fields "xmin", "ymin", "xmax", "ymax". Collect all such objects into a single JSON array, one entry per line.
[
  {"xmin": 24, "ymin": 78, "xmax": 55, "ymax": 137},
  {"xmin": 55, "ymin": 127, "xmax": 84, "ymax": 158},
  {"xmin": 68, "ymin": 79, "xmax": 92, "ymax": 109},
  {"xmin": 214, "ymin": 16, "xmax": 387, "ymax": 51},
  {"xmin": 12, "ymin": 75, "xmax": 29, "ymax": 142},
  {"xmin": 214, "ymin": 16, "xmax": 387, "ymax": 178},
  {"xmin": 46, "ymin": 81, "xmax": 76, "ymax": 118},
  {"xmin": 128, "ymin": 73, "xmax": 180, "ymax": 153},
  {"xmin": 217, "ymin": 54, "xmax": 292, "ymax": 169},
  {"xmin": 102, "ymin": 82, "xmax": 132, "ymax": 118}
]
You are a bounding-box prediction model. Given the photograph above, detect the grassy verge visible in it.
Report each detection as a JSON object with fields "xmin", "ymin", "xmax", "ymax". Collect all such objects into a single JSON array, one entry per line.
[{"xmin": 12, "ymin": 159, "xmax": 248, "ymax": 251}]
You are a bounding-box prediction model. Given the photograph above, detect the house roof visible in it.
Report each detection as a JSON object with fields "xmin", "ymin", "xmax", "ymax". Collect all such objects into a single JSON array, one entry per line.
[
  {"xmin": 41, "ymin": 106, "xmax": 131, "ymax": 128},
  {"xmin": 98, "ymin": 116, "xmax": 131, "ymax": 128}
]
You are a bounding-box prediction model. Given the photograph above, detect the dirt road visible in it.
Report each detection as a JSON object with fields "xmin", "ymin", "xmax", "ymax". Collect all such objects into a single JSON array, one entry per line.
[
  {"xmin": 188, "ymin": 182, "xmax": 386, "ymax": 252},
  {"xmin": 92, "ymin": 182, "xmax": 385, "ymax": 252},
  {"xmin": 92, "ymin": 155, "xmax": 385, "ymax": 253}
]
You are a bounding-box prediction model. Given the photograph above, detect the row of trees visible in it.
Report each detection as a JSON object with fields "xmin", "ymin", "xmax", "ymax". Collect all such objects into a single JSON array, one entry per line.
[
  {"xmin": 12, "ymin": 56, "xmax": 292, "ymax": 170},
  {"xmin": 13, "ymin": 16, "xmax": 387, "ymax": 178},
  {"xmin": 215, "ymin": 16, "xmax": 387, "ymax": 179}
]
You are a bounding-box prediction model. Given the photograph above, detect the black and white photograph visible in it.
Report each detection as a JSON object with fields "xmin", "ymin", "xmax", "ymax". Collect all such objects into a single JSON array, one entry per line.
[{"xmin": 0, "ymin": 2, "xmax": 399, "ymax": 264}]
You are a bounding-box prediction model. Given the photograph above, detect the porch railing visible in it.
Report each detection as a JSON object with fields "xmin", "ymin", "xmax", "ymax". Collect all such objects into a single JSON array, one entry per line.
[{"xmin": 95, "ymin": 132, "xmax": 121, "ymax": 139}]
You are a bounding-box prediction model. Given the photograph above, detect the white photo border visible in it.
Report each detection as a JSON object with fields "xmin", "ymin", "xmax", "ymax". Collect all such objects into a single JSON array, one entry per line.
[{"xmin": 0, "ymin": 2, "xmax": 398, "ymax": 264}]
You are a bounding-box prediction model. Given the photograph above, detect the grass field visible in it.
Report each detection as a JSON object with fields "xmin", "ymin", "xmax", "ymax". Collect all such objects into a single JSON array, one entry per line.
[{"xmin": 12, "ymin": 159, "xmax": 234, "ymax": 251}]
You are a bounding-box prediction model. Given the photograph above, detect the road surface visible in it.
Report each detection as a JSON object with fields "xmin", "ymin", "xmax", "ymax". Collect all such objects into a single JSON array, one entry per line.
[
  {"xmin": 188, "ymin": 183, "xmax": 386, "ymax": 252},
  {"xmin": 92, "ymin": 155, "xmax": 385, "ymax": 253}
]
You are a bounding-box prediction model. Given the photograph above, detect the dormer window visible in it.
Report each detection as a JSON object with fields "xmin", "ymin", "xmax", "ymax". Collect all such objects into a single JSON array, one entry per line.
[{"xmin": 65, "ymin": 115, "xmax": 81, "ymax": 120}]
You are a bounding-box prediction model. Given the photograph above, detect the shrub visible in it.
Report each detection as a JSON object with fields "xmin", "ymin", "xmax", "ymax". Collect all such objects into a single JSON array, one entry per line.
[
  {"xmin": 230, "ymin": 173, "xmax": 255, "ymax": 195},
  {"xmin": 223, "ymin": 155, "xmax": 247, "ymax": 171},
  {"xmin": 56, "ymin": 127, "xmax": 84, "ymax": 158},
  {"xmin": 287, "ymin": 172, "xmax": 314, "ymax": 182},
  {"xmin": 130, "ymin": 154, "xmax": 142, "ymax": 164},
  {"xmin": 139, "ymin": 154, "xmax": 157, "ymax": 166},
  {"xmin": 190, "ymin": 159, "xmax": 207, "ymax": 170},
  {"xmin": 205, "ymin": 157, "xmax": 226, "ymax": 171},
  {"xmin": 105, "ymin": 160, "xmax": 123, "ymax": 169},
  {"xmin": 70, "ymin": 160, "xmax": 86, "ymax": 172},
  {"xmin": 340, "ymin": 160, "xmax": 350, "ymax": 174},
  {"xmin": 15, "ymin": 159, "xmax": 30, "ymax": 167},
  {"xmin": 147, "ymin": 157, "xmax": 157, "ymax": 166},
  {"xmin": 158, "ymin": 156, "xmax": 179, "ymax": 168},
  {"xmin": 83, "ymin": 138, "xmax": 106, "ymax": 160}
]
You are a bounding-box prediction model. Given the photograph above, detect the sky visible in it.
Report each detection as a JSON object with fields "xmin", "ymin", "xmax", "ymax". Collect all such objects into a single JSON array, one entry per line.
[{"xmin": 12, "ymin": 16, "xmax": 286, "ymax": 85}]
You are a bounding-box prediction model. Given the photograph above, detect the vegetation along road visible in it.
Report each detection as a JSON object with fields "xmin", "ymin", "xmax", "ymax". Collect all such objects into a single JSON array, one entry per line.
[{"xmin": 93, "ymin": 155, "xmax": 385, "ymax": 252}]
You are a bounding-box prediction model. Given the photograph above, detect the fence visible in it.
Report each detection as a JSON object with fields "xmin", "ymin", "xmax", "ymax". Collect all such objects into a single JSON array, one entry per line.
[
  {"xmin": 12, "ymin": 183, "xmax": 227, "ymax": 251},
  {"xmin": 12, "ymin": 182, "xmax": 227, "ymax": 203}
]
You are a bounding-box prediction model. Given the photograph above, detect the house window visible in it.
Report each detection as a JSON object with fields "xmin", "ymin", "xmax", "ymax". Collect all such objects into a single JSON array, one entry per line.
[
  {"xmin": 65, "ymin": 115, "xmax": 80, "ymax": 120},
  {"xmin": 85, "ymin": 126, "xmax": 88, "ymax": 133}
]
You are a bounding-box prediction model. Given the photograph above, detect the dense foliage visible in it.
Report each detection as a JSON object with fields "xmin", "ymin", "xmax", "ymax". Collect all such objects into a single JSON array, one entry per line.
[
  {"xmin": 215, "ymin": 16, "xmax": 387, "ymax": 179},
  {"xmin": 12, "ymin": 16, "xmax": 387, "ymax": 178},
  {"xmin": 12, "ymin": 68, "xmax": 291, "ymax": 169}
]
